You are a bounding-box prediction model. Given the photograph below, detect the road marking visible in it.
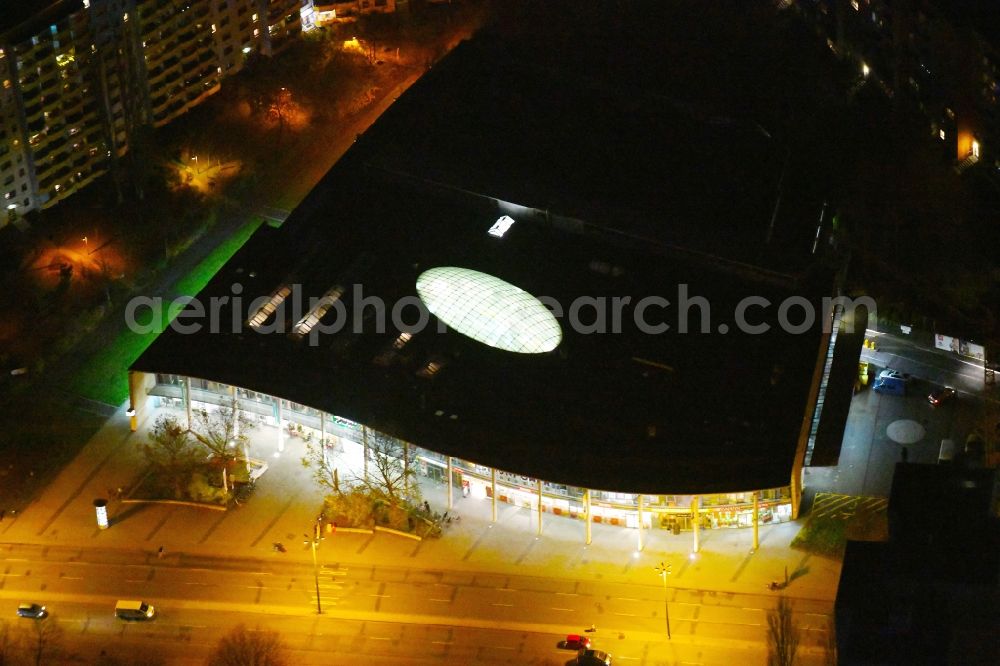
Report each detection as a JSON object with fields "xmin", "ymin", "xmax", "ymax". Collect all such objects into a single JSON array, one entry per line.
[
  {"xmin": 369, "ymin": 636, "xmax": 391, "ymax": 641},
  {"xmin": 495, "ymin": 587, "xmax": 516, "ymax": 592},
  {"xmin": 124, "ymin": 579, "xmax": 146, "ymax": 583},
  {"xmin": 494, "ymin": 646, "xmax": 515, "ymax": 651},
  {"xmin": 184, "ymin": 582, "xmax": 214, "ymax": 586},
  {"xmin": 614, "ymin": 612, "xmax": 637, "ymax": 617},
  {"xmin": 550, "ymin": 607, "xmax": 575, "ymax": 612},
  {"xmin": 741, "ymin": 607, "xmax": 765, "ymax": 611},
  {"xmin": 61, "ymin": 576, "xmax": 83, "ymax": 580},
  {"xmin": 554, "ymin": 591, "xmax": 578, "ymax": 596},
  {"xmin": 431, "ymin": 641, "xmax": 452, "ymax": 645},
  {"xmin": 491, "ymin": 603, "xmax": 514, "ymax": 607},
  {"xmin": 615, "ymin": 597, "xmax": 641, "ymax": 602},
  {"xmin": 4, "ymin": 558, "xmax": 29, "ymax": 562},
  {"xmin": 369, "ymin": 594, "xmax": 390, "ymax": 598},
  {"xmin": 428, "ymin": 598, "xmax": 451, "ymax": 602}
]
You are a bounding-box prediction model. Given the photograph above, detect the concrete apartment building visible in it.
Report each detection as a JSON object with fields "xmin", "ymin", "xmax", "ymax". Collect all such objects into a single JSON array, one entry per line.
[{"xmin": 1, "ymin": 0, "xmax": 306, "ymax": 227}]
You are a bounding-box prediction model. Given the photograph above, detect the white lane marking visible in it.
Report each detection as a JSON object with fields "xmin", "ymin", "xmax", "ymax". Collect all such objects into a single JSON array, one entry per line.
[
  {"xmin": 369, "ymin": 594, "xmax": 390, "ymax": 598},
  {"xmin": 124, "ymin": 579, "xmax": 146, "ymax": 583},
  {"xmin": 495, "ymin": 588, "xmax": 516, "ymax": 592},
  {"xmin": 369, "ymin": 636, "xmax": 392, "ymax": 641},
  {"xmin": 61, "ymin": 576, "xmax": 83, "ymax": 580},
  {"xmin": 428, "ymin": 598, "xmax": 451, "ymax": 602},
  {"xmin": 614, "ymin": 612, "xmax": 637, "ymax": 617},
  {"xmin": 494, "ymin": 646, "xmax": 515, "ymax": 651},
  {"xmin": 431, "ymin": 641, "xmax": 452, "ymax": 645},
  {"xmin": 615, "ymin": 597, "xmax": 641, "ymax": 602},
  {"xmin": 4, "ymin": 558, "xmax": 29, "ymax": 562},
  {"xmin": 184, "ymin": 582, "xmax": 214, "ymax": 586},
  {"xmin": 550, "ymin": 607, "xmax": 575, "ymax": 612},
  {"xmin": 491, "ymin": 603, "xmax": 514, "ymax": 607},
  {"xmin": 554, "ymin": 592, "xmax": 578, "ymax": 596}
]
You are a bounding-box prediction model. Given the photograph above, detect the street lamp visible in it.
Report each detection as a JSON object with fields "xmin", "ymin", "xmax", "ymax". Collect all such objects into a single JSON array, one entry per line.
[
  {"xmin": 655, "ymin": 562, "xmax": 672, "ymax": 639},
  {"xmin": 304, "ymin": 522, "xmax": 324, "ymax": 614}
]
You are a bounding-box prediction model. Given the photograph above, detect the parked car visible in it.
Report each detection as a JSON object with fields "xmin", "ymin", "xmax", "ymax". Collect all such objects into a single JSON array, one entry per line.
[
  {"xmin": 561, "ymin": 634, "xmax": 592, "ymax": 651},
  {"xmin": 16, "ymin": 603, "xmax": 47, "ymax": 619},
  {"xmin": 927, "ymin": 386, "xmax": 956, "ymax": 406}
]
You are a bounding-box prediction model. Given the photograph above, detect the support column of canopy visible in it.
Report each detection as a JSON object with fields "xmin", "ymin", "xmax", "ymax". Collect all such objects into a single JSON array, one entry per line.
[
  {"xmin": 491, "ymin": 467, "xmax": 498, "ymax": 523},
  {"xmin": 584, "ymin": 488, "xmax": 592, "ymax": 545},
  {"xmin": 753, "ymin": 492, "xmax": 760, "ymax": 550},
  {"xmin": 637, "ymin": 494, "xmax": 645, "ymax": 552},
  {"xmin": 447, "ymin": 457, "xmax": 454, "ymax": 510},
  {"xmin": 536, "ymin": 479, "xmax": 543, "ymax": 536},
  {"xmin": 691, "ymin": 496, "xmax": 700, "ymax": 554}
]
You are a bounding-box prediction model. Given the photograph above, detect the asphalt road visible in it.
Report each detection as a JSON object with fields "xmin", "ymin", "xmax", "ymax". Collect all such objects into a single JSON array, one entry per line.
[{"xmin": 0, "ymin": 544, "xmax": 833, "ymax": 665}]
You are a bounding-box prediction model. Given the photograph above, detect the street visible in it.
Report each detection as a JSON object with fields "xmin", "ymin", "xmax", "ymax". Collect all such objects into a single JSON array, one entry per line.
[{"xmin": 0, "ymin": 543, "xmax": 832, "ymax": 664}]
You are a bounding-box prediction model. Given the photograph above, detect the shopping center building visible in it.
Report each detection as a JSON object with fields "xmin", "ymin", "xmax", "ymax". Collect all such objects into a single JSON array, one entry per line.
[{"xmin": 130, "ymin": 31, "xmax": 859, "ymax": 548}]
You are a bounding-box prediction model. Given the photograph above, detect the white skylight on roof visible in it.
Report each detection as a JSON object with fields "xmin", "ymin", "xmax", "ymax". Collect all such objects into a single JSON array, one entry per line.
[
  {"xmin": 488, "ymin": 215, "xmax": 515, "ymax": 238},
  {"xmin": 416, "ymin": 267, "xmax": 561, "ymax": 354}
]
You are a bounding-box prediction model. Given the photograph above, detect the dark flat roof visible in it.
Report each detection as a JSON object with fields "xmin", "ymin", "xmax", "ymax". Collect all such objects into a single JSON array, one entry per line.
[{"xmin": 134, "ymin": 35, "xmax": 834, "ymax": 494}]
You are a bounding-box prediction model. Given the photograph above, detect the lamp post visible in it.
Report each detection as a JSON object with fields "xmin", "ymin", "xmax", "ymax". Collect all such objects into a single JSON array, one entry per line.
[
  {"xmin": 304, "ymin": 522, "xmax": 323, "ymax": 614},
  {"xmin": 655, "ymin": 562, "xmax": 672, "ymax": 639}
]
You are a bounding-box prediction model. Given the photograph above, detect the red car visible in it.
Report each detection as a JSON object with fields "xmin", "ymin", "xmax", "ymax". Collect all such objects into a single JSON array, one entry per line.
[
  {"xmin": 562, "ymin": 634, "xmax": 592, "ymax": 651},
  {"xmin": 927, "ymin": 386, "xmax": 956, "ymax": 406}
]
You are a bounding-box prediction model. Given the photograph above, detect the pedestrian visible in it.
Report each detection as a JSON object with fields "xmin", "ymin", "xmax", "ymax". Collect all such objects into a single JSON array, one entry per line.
[
  {"xmin": 157, "ymin": 546, "xmax": 165, "ymax": 559},
  {"xmin": 423, "ymin": 500, "xmax": 431, "ymax": 514}
]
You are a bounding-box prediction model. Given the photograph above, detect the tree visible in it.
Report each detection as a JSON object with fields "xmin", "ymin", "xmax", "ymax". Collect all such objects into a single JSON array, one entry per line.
[
  {"xmin": 767, "ymin": 597, "xmax": 801, "ymax": 666},
  {"xmin": 27, "ymin": 618, "xmax": 63, "ymax": 666},
  {"xmin": 207, "ymin": 624, "xmax": 286, "ymax": 666},
  {"xmin": 301, "ymin": 439, "xmax": 339, "ymax": 495},
  {"xmin": 189, "ymin": 398, "xmax": 254, "ymax": 493},
  {"xmin": 0, "ymin": 620, "xmax": 11, "ymax": 666},
  {"xmin": 142, "ymin": 415, "xmax": 200, "ymax": 497},
  {"xmin": 352, "ymin": 430, "xmax": 419, "ymax": 510}
]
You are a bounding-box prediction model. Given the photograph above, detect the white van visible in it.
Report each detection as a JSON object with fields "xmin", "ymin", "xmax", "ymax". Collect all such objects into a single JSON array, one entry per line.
[
  {"xmin": 114, "ymin": 600, "xmax": 155, "ymax": 621},
  {"xmin": 937, "ymin": 439, "xmax": 955, "ymax": 464}
]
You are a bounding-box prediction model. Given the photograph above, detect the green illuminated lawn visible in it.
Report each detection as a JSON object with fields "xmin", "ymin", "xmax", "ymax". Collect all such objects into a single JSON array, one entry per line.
[{"xmin": 71, "ymin": 218, "xmax": 263, "ymax": 406}]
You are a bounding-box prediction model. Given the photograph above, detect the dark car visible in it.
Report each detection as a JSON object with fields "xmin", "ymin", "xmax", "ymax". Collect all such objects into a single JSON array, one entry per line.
[
  {"xmin": 575, "ymin": 649, "xmax": 612, "ymax": 665},
  {"xmin": 16, "ymin": 603, "xmax": 47, "ymax": 619},
  {"xmin": 927, "ymin": 386, "xmax": 956, "ymax": 406},
  {"xmin": 561, "ymin": 634, "xmax": 592, "ymax": 651}
]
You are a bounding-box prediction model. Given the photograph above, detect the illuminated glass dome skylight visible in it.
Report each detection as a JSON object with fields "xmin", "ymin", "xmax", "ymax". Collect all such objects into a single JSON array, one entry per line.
[{"xmin": 416, "ymin": 267, "xmax": 562, "ymax": 354}]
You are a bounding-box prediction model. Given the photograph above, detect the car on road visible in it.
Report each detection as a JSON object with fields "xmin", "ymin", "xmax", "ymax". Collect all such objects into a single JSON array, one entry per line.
[
  {"xmin": 561, "ymin": 634, "xmax": 592, "ymax": 651},
  {"xmin": 16, "ymin": 603, "xmax": 47, "ymax": 619},
  {"xmin": 114, "ymin": 600, "xmax": 155, "ymax": 621},
  {"xmin": 575, "ymin": 649, "xmax": 612, "ymax": 665},
  {"xmin": 927, "ymin": 386, "xmax": 956, "ymax": 406}
]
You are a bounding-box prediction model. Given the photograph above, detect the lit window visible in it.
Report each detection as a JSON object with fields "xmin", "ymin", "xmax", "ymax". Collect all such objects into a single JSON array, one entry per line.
[
  {"xmin": 211, "ymin": 23, "xmax": 217, "ymax": 34},
  {"xmin": 416, "ymin": 267, "xmax": 562, "ymax": 354},
  {"xmin": 83, "ymin": 0, "xmax": 90, "ymax": 7},
  {"xmin": 488, "ymin": 215, "xmax": 515, "ymax": 238},
  {"xmin": 939, "ymin": 129, "xmax": 946, "ymax": 140},
  {"xmin": 861, "ymin": 62, "xmax": 870, "ymax": 77},
  {"xmin": 972, "ymin": 139, "xmax": 981, "ymax": 158},
  {"xmin": 123, "ymin": 12, "xmax": 128, "ymax": 22},
  {"xmin": 253, "ymin": 28, "xmax": 260, "ymax": 37},
  {"xmin": 252, "ymin": 13, "xmax": 258, "ymax": 22}
]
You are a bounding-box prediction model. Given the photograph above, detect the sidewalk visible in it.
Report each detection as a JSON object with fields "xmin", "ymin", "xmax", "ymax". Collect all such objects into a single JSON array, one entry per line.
[{"xmin": 0, "ymin": 403, "xmax": 841, "ymax": 604}]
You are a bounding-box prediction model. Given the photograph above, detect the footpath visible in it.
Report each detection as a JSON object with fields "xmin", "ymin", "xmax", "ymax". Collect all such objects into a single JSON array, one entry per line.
[{"xmin": 0, "ymin": 403, "xmax": 842, "ymax": 605}]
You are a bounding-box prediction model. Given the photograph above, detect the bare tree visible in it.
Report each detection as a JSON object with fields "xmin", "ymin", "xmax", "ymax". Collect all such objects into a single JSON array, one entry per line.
[
  {"xmin": 0, "ymin": 619, "xmax": 11, "ymax": 666},
  {"xmin": 207, "ymin": 624, "xmax": 286, "ymax": 666},
  {"xmin": 27, "ymin": 618, "xmax": 63, "ymax": 666},
  {"xmin": 301, "ymin": 439, "xmax": 339, "ymax": 495},
  {"xmin": 767, "ymin": 597, "xmax": 801, "ymax": 666},
  {"xmin": 142, "ymin": 414, "xmax": 200, "ymax": 498},
  {"xmin": 352, "ymin": 431, "xmax": 419, "ymax": 510},
  {"xmin": 189, "ymin": 398, "xmax": 254, "ymax": 493}
]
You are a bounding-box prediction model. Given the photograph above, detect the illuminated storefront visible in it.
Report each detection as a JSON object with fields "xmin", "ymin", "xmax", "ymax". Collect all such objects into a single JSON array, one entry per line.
[{"xmin": 141, "ymin": 373, "xmax": 794, "ymax": 538}]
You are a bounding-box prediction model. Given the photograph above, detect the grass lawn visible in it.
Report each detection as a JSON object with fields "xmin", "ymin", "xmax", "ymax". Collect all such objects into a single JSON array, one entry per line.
[
  {"xmin": 71, "ymin": 218, "xmax": 263, "ymax": 406},
  {"xmin": 791, "ymin": 515, "xmax": 848, "ymax": 559}
]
